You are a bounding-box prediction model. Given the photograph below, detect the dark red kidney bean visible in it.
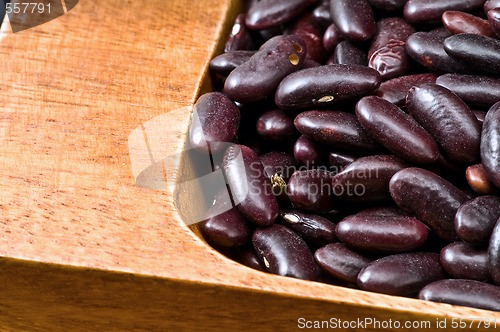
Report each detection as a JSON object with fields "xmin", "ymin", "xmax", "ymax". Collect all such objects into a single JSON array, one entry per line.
[
  {"xmin": 315, "ymin": 243, "xmax": 373, "ymax": 283},
  {"xmin": 406, "ymin": 32, "xmax": 474, "ymax": 74},
  {"xmin": 294, "ymin": 110, "xmax": 381, "ymax": 152},
  {"xmin": 375, "ymin": 73, "xmax": 438, "ymax": 107},
  {"xmin": 419, "ymin": 279, "xmax": 500, "ymax": 311},
  {"xmin": 481, "ymin": 102, "xmax": 500, "ymax": 188},
  {"xmin": 390, "ymin": 167, "xmax": 469, "ymax": 241},
  {"xmin": 260, "ymin": 151, "xmax": 298, "ymax": 182},
  {"xmin": 189, "ymin": 92, "xmax": 240, "ymax": 153},
  {"xmin": 279, "ymin": 210, "xmax": 337, "ymax": 247},
  {"xmin": 256, "ymin": 109, "xmax": 296, "ymax": 143},
  {"xmin": 224, "ymin": 35, "xmax": 307, "ymax": 104},
  {"xmin": 289, "ymin": 13, "xmax": 327, "ymax": 63},
  {"xmin": 329, "ymin": 151, "xmax": 357, "ymax": 169},
  {"xmin": 455, "ymin": 195, "xmax": 500, "ymax": 244},
  {"xmin": 466, "ymin": 163, "xmax": 499, "ymax": 194},
  {"xmin": 442, "ymin": 11, "xmax": 495, "ymax": 37},
  {"xmin": 276, "ymin": 65, "xmax": 380, "ymax": 111},
  {"xmin": 440, "ymin": 242, "xmax": 491, "ymax": 281},
  {"xmin": 436, "ymin": 74, "xmax": 500, "ymax": 108},
  {"xmin": 323, "ymin": 23, "xmax": 344, "ymax": 53},
  {"xmin": 444, "ymin": 34, "xmax": 500, "ymax": 75},
  {"xmin": 209, "ymin": 51, "xmax": 256, "ymax": 76},
  {"xmin": 368, "ymin": 18, "xmax": 415, "ymax": 80},
  {"xmin": 329, "ymin": 0, "xmax": 376, "ymax": 42},
  {"xmin": 223, "ymin": 144, "xmax": 279, "ymax": 226},
  {"xmin": 294, "ymin": 135, "xmax": 328, "ymax": 166},
  {"xmin": 337, "ymin": 214, "xmax": 428, "ymax": 253},
  {"xmin": 356, "ymin": 96, "xmax": 440, "ymax": 164},
  {"xmin": 287, "ymin": 169, "xmax": 336, "ymax": 212},
  {"xmin": 225, "ymin": 14, "xmax": 256, "ymax": 52},
  {"xmin": 355, "ymin": 206, "xmax": 409, "ymax": 217},
  {"xmin": 312, "ymin": 0, "xmax": 332, "ymax": 28},
  {"xmin": 235, "ymin": 246, "xmax": 267, "ymax": 272},
  {"xmin": 489, "ymin": 217, "xmax": 500, "ymax": 284},
  {"xmin": 331, "ymin": 41, "xmax": 368, "ymax": 66},
  {"xmin": 485, "ymin": 0, "xmax": 500, "ymax": 13},
  {"xmin": 406, "ymin": 83, "xmax": 481, "ymax": 164},
  {"xmin": 332, "ymin": 155, "xmax": 408, "ymax": 203},
  {"xmin": 367, "ymin": 0, "xmax": 408, "ymax": 12},
  {"xmin": 252, "ymin": 224, "xmax": 319, "ymax": 280},
  {"xmin": 404, "ymin": 0, "xmax": 486, "ymax": 25},
  {"xmin": 358, "ymin": 252, "xmax": 446, "ymax": 296},
  {"xmin": 246, "ymin": 0, "xmax": 319, "ymax": 30},
  {"xmin": 488, "ymin": 8, "xmax": 500, "ymax": 36}
]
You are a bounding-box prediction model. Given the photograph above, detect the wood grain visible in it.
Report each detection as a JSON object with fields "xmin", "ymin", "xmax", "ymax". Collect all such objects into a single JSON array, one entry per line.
[{"xmin": 0, "ymin": 0, "xmax": 498, "ymax": 331}]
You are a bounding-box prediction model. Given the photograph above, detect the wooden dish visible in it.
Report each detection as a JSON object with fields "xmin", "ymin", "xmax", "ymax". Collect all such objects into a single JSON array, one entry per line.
[{"xmin": 0, "ymin": 0, "xmax": 499, "ymax": 330}]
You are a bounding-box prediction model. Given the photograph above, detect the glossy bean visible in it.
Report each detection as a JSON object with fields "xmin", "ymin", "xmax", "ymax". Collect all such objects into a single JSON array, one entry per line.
[
  {"xmin": 209, "ymin": 51, "xmax": 256, "ymax": 76},
  {"xmin": 331, "ymin": 41, "xmax": 368, "ymax": 66},
  {"xmin": 404, "ymin": 0, "xmax": 486, "ymax": 25},
  {"xmin": 252, "ymin": 224, "xmax": 319, "ymax": 280},
  {"xmin": 489, "ymin": 217, "xmax": 500, "ymax": 284},
  {"xmin": 358, "ymin": 252, "xmax": 446, "ymax": 295},
  {"xmin": 322, "ymin": 23, "xmax": 344, "ymax": 53},
  {"xmin": 312, "ymin": 0, "xmax": 332, "ymax": 28},
  {"xmin": 294, "ymin": 110, "xmax": 381, "ymax": 152},
  {"xmin": 332, "ymin": 155, "xmax": 408, "ymax": 203},
  {"xmin": 356, "ymin": 96, "xmax": 440, "ymax": 164},
  {"xmin": 246, "ymin": 0, "xmax": 318, "ymax": 30},
  {"xmin": 315, "ymin": 243, "xmax": 373, "ymax": 283},
  {"xmin": 189, "ymin": 92, "xmax": 240, "ymax": 153},
  {"xmin": 279, "ymin": 210, "xmax": 337, "ymax": 247},
  {"xmin": 225, "ymin": 14, "xmax": 256, "ymax": 52},
  {"xmin": 355, "ymin": 206, "xmax": 408, "ymax": 217},
  {"xmin": 466, "ymin": 163, "xmax": 499, "ymax": 194},
  {"xmin": 444, "ymin": 33, "xmax": 500, "ymax": 75},
  {"xmin": 419, "ymin": 279, "xmax": 500, "ymax": 311},
  {"xmin": 337, "ymin": 214, "xmax": 428, "ymax": 252},
  {"xmin": 455, "ymin": 195, "xmax": 500, "ymax": 244},
  {"xmin": 276, "ymin": 65, "xmax": 380, "ymax": 110},
  {"xmin": 224, "ymin": 35, "xmax": 307, "ymax": 104},
  {"xmin": 260, "ymin": 151, "xmax": 298, "ymax": 183},
  {"xmin": 485, "ymin": 0, "xmax": 500, "ymax": 13},
  {"xmin": 436, "ymin": 74, "xmax": 500, "ymax": 108},
  {"xmin": 406, "ymin": 83, "xmax": 481, "ymax": 164},
  {"xmin": 294, "ymin": 135, "xmax": 328, "ymax": 166},
  {"xmin": 481, "ymin": 101, "xmax": 500, "ymax": 188},
  {"xmin": 440, "ymin": 242, "xmax": 490, "ymax": 281},
  {"xmin": 223, "ymin": 144, "xmax": 279, "ymax": 226},
  {"xmin": 329, "ymin": 0, "xmax": 377, "ymax": 42},
  {"xmin": 256, "ymin": 109, "xmax": 297, "ymax": 143},
  {"xmin": 375, "ymin": 73, "xmax": 437, "ymax": 107},
  {"xmin": 442, "ymin": 11, "xmax": 495, "ymax": 37},
  {"xmin": 287, "ymin": 169, "xmax": 336, "ymax": 212},
  {"xmin": 390, "ymin": 167, "xmax": 469, "ymax": 241},
  {"xmin": 289, "ymin": 13, "xmax": 327, "ymax": 63},
  {"xmin": 488, "ymin": 8, "xmax": 500, "ymax": 36},
  {"xmin": 368, "ymin": 0, "xmax": 409, "ymax": 12},
  {"xmin": 235, "ymin": 246, "xmax": 267, "ymax": 272},
  {"xmin": 328, "ymin": 151, "xmax": 357, "ymax": 169},
  {"xmin": 368, "ymin": 18, "xmax": 415, "ymax": 80}
]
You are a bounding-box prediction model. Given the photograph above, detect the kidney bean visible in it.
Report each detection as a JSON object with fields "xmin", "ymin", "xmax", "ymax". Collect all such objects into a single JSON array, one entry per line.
[
  {"xmin": 224, "ymin": 35, "xmax": 307, "ymax": 104},
  {"xmin": 294, "ymin": 110, "xmax": 381, "ymax": 152},
  {"xmin": 225, "ymin": 14, "xmax": 256, "ymax": 52},
  {"xmin": 315, "ymin": 243, "xmax": 373, "ymax": 283},
  {"xmin": 331, "ymin": 41, "xmax": 368, "ymax": 66},
  {"xmin": 473, "ymin": 110, "xmax": 487, "ymax": 124},
  {"xmin": 279, "ymin": 210, "xmax": 337, "ymax": 247},
  {"xmin": 209, "ymin": 51, "xmax": 256, "ymax": 76},
  {"xmin": 246, "ymin": 0, "xmax": 319, "ymax": 30},
  {"xmin": 256, "ymin": 109, "xmax": 297, "ymax": 143},
  {"xmin": 322, "ymin": 23, "xmax": 344, "ymax": 53},
  {"xmin": 260, "ymin": 151, "xmax": 298, "ymax": 182},
  {"xmin": 390, "ymin": 168, "xmax": 468, "ymax": 241},
  {"xmin": 189, "ymin": 92, "xmax": 240, "ymax": 154},
  {"xmin": 358, "ymin": 252, "xmax": 446, "ymax": 295},
  {"xmin": 375, "ymin": 73, "xmax": 437, "ymax": 107},
  {"xmin": 235, "ymin": 246, "xmax": 267, "ymax": 272},
  {"xmin": 419, "ymin": 279, "xmax": 500, "ymax": 311},
  {"xmin": 481, "ymin": 101, "xmax": 500, "ymax": 188},
  {"xmin": 355, "ymin": 206, "xmax": 409, "ymax": 217},
  {"xmin": 356, "ymin": 96, "xmax": 440, "ymax": 164},
  {"xmin": 406, "ymin": 83, "xmax": 481, "ymax": 164},
  {"xmin": 368, "ymin": 18, "xmax": 415, "ymax": 80},
  {"xmin": 488, "ymin": 8, "xmax": 500, "ymax": 37},
  {"xmin": 223, "ymin": 144, "xmax": 279, "ymax": 226},
  {"xmin": 368, "ymin": 0, "xmax": 409, "ymax": 12},
  {"xmin": 455, "ymin": 196, "xmax": 500, "ymax": 245},
  {"xmin": 466, "ymin": 163, "xmax": 499, "ymax": 194},
  {"xmin": 312, "ymin": 0, "xmax": 332, "ymax": 28},
  {"xmin": 294, "ymin": 135, "xmax": 328, "ymax": 166},
  {"xmin": 332, "ymin": 155, "xmax": 408, "ymax": 203},
  {"xmin": 329, "ymin": 0, "xmax": 376, "ymax": 42},
  {"xmin": 288, "ymin": 169, "xmax": 336, "ymax": 212},
  {"xmin": 436, "ymin": 74, "xmax": 500, "ymax": 108},
  {"xmin": 404, "ymin": 0, "xmax": 486, "ymax": 25},
  {"xmin": 337, "ymin": 214, "xmax": 428, "ymax": 253},
  {"xmin": 442, "ymin": 11, "xmax": 495, "ymax": 37},
  {"xmin": 406, "ymin": 32, "xmax": 473, "ymax": 73},
  {"xmin": 276, "ymin": 65, "xmax": 380, "ymax": 110},
  {"xmin": 444, "ymin": 34, "xmax": 500, "ymax": 75},
  {"xmin": 440, "ymin": 242, "xmax": 490, "ymax": 281},
  {"xmin": 289, "ymin": 13, "xmax": 327, "ymax": 63},
  {"xmin": 485, "ymin": 0, "xmax": 500, "ymax": 13},
  {"xmin": 328, "ymin": 151, "xmax": 357, "ymax": 169},
  {"xmin": 489, "ymin": 217, "xmax": 500, "ymax": 284},
  {"xmin": 252, "ymin": 224, "xmax": 319, "ymax": 280}
]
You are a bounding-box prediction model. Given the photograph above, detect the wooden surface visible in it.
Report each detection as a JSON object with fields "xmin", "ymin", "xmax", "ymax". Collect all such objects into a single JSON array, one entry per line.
[{"xmin": 0, "ymin": 1, "xmax": 499, "ymax": 331}]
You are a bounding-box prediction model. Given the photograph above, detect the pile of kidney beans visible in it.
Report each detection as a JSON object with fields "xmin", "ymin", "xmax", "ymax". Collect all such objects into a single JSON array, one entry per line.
[{"xmin": 189, "ymin": 0, "xmax": 500, "ymax": 311}]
